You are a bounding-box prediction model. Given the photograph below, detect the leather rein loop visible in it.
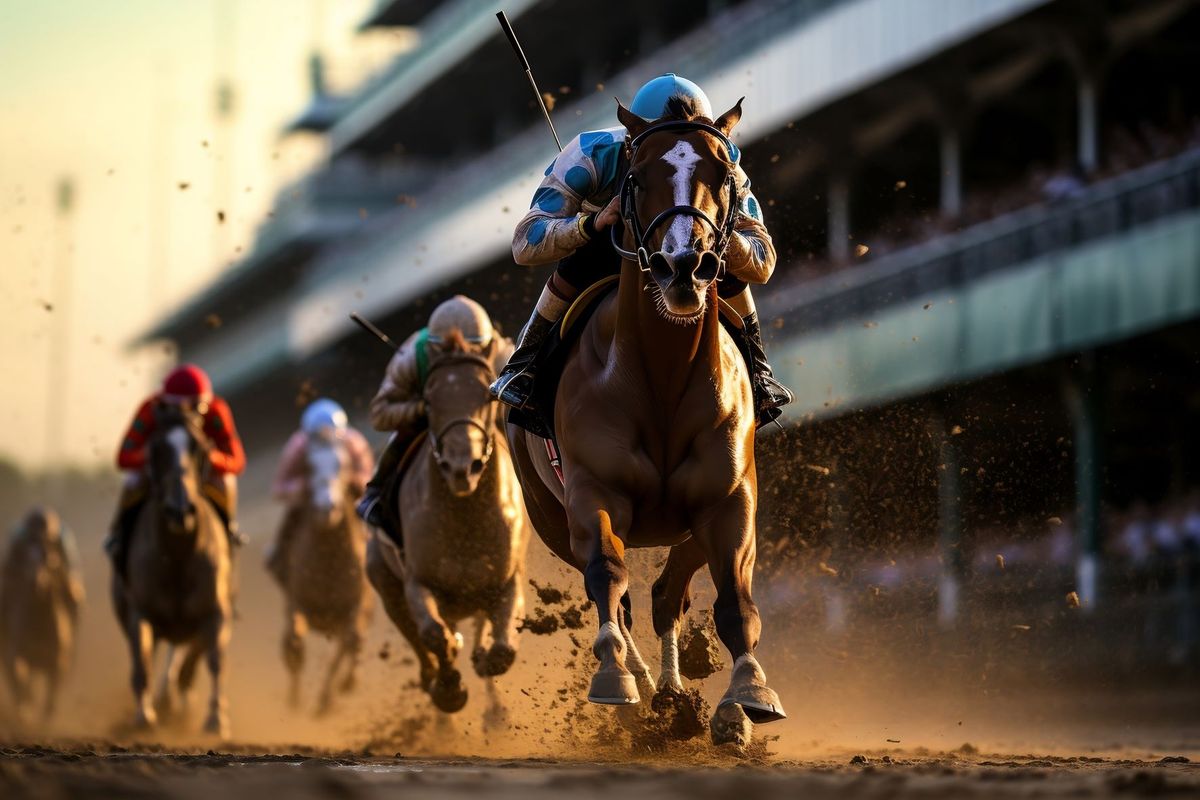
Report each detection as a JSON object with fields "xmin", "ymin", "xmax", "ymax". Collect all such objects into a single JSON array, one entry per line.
[{"xmin": 610, "ymin": 119, "xmax": 740, "ymax": 273}]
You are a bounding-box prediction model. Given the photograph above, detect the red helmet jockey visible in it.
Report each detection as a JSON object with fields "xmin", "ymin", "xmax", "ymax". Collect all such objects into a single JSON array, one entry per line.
[{"xmin": 161, "ymin": 364, "xmax": 213, "ymax": 406}]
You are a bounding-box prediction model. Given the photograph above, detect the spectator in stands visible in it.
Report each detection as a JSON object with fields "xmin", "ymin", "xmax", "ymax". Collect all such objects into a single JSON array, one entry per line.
[{"xmin": 1117, "ymin": 502, "xmax": 1153, "ymax": 566}]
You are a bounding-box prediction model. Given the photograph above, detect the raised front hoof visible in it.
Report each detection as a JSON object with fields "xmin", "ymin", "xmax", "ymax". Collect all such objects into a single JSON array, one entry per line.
[
  {"xmin": 429, "ymin": 672, "xmax": 469, "ymax": 713},
  {"xmin": 203, "ymin": 710, "xmax": 231, "ymax": 740},
  {"xmin": 710, "ymin": 702, "xmax": 752, "ymax": 749},
  {"xmin": 472, "ymin": 643, "xmax": 517, "ymax": 678},
  {"xmin": 725, "ymin": 685, "xmax": 787, "ymax": 724},
  {"xmin": 587, "ymin": 666, "xmax": 640, "ymax": 705}
]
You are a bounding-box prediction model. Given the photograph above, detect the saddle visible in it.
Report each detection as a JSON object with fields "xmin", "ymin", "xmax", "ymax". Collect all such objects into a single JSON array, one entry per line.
[{"xmin": 507, "ymin": 276, "xmax": 620, "ymax": 440}]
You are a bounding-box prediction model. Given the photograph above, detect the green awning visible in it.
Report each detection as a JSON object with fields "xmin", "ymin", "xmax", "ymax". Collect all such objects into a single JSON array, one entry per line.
[{"xmin": 775, "ymin": 211, "xmax": 1200, "ymax": 421}]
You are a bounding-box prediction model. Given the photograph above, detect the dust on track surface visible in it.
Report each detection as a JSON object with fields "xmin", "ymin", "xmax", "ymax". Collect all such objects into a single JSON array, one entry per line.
[{"xmin": 2, "ymin": 743, "xmax": 1199, "ymax": 799}]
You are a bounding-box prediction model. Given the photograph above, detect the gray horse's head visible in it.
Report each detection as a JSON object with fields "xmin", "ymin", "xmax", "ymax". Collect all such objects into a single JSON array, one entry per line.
[
  {"xmin": 305, "ymin": 430, "xmax": 348, "ymax": 526},
  {"xmin": 423, "ymin": 330, "xmax": 498, "ymax": 498}
]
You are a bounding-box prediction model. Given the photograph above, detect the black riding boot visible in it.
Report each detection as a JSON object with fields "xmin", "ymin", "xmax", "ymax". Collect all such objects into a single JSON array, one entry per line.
[
  {"xmin": 725, "ymin": 312, "xmax": 794, "ymax": 428},
  {"xmin": 488, "ymin": 310, "xmax": 557, "ymax": 409},
  {"xmin": 356, "ymin": 433, "xmax": 407, "ymax": 533},
  {"xmin": 104, "ymin": 501, "xmax": 144, "ymax": 583}
]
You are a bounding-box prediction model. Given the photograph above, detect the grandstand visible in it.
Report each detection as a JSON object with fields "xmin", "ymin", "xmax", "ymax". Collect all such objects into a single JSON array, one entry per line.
[{"xmin": 141, "ymin": 0, "xmax": 1200, "ymax": 668}]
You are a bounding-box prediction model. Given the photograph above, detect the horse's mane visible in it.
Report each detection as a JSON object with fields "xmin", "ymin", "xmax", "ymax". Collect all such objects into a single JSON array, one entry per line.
[{"xmin": 659, "ymin": 95, "xmax": 715, "ymax": 126}]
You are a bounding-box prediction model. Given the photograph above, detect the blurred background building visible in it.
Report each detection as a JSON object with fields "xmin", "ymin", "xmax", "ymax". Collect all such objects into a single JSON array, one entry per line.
[{"xmin": 139, "ymin": 0, "xmax": 1200, "ymax": 676}]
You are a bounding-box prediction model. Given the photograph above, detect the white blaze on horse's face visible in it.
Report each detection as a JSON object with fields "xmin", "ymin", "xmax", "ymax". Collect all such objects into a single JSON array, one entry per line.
[
  {"xmin": 306, "ymin": 435, "xmax": 345, "ymax": 514},
  {"xmin": 660, "ymin": 140, "xmax": 703, "ymax": 256}
]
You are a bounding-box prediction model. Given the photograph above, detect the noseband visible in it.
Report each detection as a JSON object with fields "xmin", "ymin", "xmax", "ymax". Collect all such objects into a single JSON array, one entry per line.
[
  {"xmin": 422, "ymin": 351, "xmax": 497, "ymax": 472},
  {"xmin": 610, "ymin": 119, "xmax": 740, "ymax": 274}
]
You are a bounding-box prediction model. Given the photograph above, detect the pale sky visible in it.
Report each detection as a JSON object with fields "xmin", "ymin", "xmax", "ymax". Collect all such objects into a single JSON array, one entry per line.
[{"xmin": 0, "ymin": 0, "xmax": 409, "ymax": 470}]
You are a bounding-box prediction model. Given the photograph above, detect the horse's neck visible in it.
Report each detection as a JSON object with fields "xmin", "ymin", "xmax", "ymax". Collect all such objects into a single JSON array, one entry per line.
[{"xmin": 612, "ymin": 259, "xmax": 721, "ymax": 403}]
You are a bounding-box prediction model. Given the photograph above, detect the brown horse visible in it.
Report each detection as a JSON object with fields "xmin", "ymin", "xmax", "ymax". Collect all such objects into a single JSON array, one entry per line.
[
  {"xmin": 366, "ymin": 330, "xmax": 530, "ymax": 714},
  {"xmin": 0, "ymin": 507, "xmax": 82, "ymax": 722},
  {"xmin": 111, "ymin": 403, "xmax": 233, "ymax": 737},
  {"xmin": 508, "ymin": 100, "xmax": 785, "ymax": 747},
  {"xmin": 277, "ymin": 432, "xmax": 374, "ymax": 714}
]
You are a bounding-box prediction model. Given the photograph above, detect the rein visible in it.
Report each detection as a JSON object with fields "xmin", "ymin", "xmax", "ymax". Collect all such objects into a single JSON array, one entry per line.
[
  {"xmin": 422, "ymin": 351, "xmax": 498, "ymax": 471},
  {"xmin": 610, "ymin": 119, "xmax": 740, "ymax": 274}
]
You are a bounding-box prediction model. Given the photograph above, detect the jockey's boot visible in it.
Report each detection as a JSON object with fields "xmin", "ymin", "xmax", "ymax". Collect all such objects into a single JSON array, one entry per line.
[
  {"xmin": 356, "ymin": 433, "xmax": 405, "ymax": 534},
  {"xmin": 265, "ymin": 506, "xmax": 303, "ymax": 586},
  {"xmin": 488, "ymin": 309, "xmax": 557, "ymax": 410},
  {"xmin": 104, "ymin": 484, "xmax": 146, "ymax": 583},
  {"xmin": 729, "ymin": 312, "xmax": 794, "ymax": 428}
]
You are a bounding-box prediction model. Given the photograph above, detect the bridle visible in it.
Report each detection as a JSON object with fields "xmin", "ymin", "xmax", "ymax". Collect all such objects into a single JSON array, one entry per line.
[
  {"xmin": 610, "ymin": 119, "xmax": 741, "ymax": 275},
  {"xmin": 422, "ymin": 351, "xmax": 498, "ymax": 472}
]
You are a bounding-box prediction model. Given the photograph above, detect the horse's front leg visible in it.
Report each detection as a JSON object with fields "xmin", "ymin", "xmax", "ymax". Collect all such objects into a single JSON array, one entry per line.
[
  {"xmin": 473, "ymin": 572, "xmax": 523, "ymax": 678},
  {"xmin": 694, "ymin": 485, "xmax": 785, "ymax": 747},
  {"xmin": 126, "ymin": 617, "xmax": 157, "ymax": 729},
  {"xmin": 282, "ymin": 605, "xmax": 307, "ymax": 709},
  {"xmin": 403, "ymin": 577, "xmax": 467, "ymax": 713},
  {"xmin": 567, "ymin": 486, "xmax": 638, "ymax": 706},
  {"xmin": 201, "ymin": 613, "xmax": 232, "ymax": 738}
]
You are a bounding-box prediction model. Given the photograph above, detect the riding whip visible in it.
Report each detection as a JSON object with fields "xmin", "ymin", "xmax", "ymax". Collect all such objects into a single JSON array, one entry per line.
[
  {"xmin": 496, "ymin": 11, "xmax": 562, "ymax": 152},
  {"xmin": 349, "ymin": 312, "xmax": 399, "ymax": 351}
]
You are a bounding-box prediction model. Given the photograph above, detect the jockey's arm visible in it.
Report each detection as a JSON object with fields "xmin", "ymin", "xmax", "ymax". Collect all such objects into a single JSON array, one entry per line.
[
  {"xmin": 723, "ymin": 170, "xmax": 777, "ymax": 285},
  {"xmin": 116, "ymin": 398, "xmax": 157, "ymax": 471},
  {"xmin": 271, "ymin": 432, "xmax": 308, "ymax": 502},
  {"xmin": 511, "ymin": 134, "xmax": 600, "ymax": 266},
  {"xmin": 204, "ymin": 398, "xmax": 246, "ymax": 476},
  {"xmin": 343, "ymin": 428, "xmax": 375, "ymax": 497},
  {"xmin": 369, "ymin": 333, "xmax": 425, "ymax": 433}
]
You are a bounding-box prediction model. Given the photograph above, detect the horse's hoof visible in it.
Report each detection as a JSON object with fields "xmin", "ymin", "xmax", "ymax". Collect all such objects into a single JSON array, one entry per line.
[
  {"xmin": 339, "ymin": 671, "xmax": 358, "ymax": 694},
  {"xmin": 430, "ymin": 671, "xmax": 469, "ymax": 713},
  {"xmin": 203, "ymin": 711, "xmax": 230, "ymax": 740},
  {"xmin": 473, "ymin": 643, "xmax": 516, "ymax": 677},
  {"xmin": 710, "ymin": 702, "xmax": 752, "ymax": 749},
  {"xmin": 134, "ymin": 707, "xmax": 158, "ymax": 730},
  {"xmin": 587, "ymin": 666, "xmax": 640, "ymax": 705},
  {"xmin": 722, "ymin": 655, "xmax": 786, "ymax": 723},
  {"xmin": 652, "ymin": 687, "xmax": 707, "ymax": 741}
]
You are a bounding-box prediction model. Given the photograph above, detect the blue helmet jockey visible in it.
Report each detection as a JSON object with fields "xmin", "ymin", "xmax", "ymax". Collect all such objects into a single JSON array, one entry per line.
[
  {"xmin": 629, "ymin": 73, "xmax": 713, "ymax": 121},
  {"xmin": 301, "ymin": 398, "xmax": 348, "ymax": 437}
]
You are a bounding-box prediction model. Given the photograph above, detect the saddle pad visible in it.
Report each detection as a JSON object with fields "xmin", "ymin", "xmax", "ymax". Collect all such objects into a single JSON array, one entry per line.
[{"xmin": 506, "ymin": 276, "xmax": 619, "ymax": 440}]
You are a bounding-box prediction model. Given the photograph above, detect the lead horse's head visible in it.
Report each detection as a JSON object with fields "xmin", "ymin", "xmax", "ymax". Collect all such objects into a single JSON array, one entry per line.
[
  {"xmin": 423, "ymin": 330, "xmax": 498, "ymax": 497},
  {"xmin": 615, "ymin": 95, "xmax": 744, "ymax": 322},
  {"xmin": 149, "ymin": 402, "xmax": 208, "ymax": 533}
]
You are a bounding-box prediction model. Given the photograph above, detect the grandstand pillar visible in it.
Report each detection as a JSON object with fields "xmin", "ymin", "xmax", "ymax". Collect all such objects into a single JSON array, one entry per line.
[
  {"xmin": 828, "ymin": 171, "xmax": 850, "ymax": 262},
  {"xmin": 1063, "ymin": 353, "xmax": 1104, "ymax": 611},
  {"xmin": 938, "ymin": 123, "xmax": 962, "ymax": 217},
  {"xmin": 930, "ymin": 412, "xmax": 964, "ymax": 629},
  {"xmin": 1077, "ymin": 73, "xmax": 1100, "ymax": 175}
]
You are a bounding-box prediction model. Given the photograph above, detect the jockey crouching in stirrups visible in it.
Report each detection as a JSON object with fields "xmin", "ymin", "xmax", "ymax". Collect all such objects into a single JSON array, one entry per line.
[
  {"xmin": 489, "ymin": 73, "xmax": 793, "ymax": 427},
  {"xmin": 355, "ymin": 296, "xmax": 514, "ymax": 539},
  {"xmin": 105, "ymin": 364, "xmax": 247, "ymax": 581},
  {"xmin": 266, "ymin": 398, "xmax": 375, "ymax": 585}
]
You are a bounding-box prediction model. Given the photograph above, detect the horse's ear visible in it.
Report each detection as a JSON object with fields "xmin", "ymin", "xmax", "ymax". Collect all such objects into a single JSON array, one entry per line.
[
  {"xmin": 616, "ymin": 99, "xmax": 649, "ymax": 138},
  {"xmin": 715, "ymin": 97, "xmax": 744, "ymax": 136}
]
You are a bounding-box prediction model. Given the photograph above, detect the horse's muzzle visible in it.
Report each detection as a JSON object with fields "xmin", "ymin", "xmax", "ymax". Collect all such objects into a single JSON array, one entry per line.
[{"xmin": 649, "ymin": 248, "xmax": 720, "ymax": 318}]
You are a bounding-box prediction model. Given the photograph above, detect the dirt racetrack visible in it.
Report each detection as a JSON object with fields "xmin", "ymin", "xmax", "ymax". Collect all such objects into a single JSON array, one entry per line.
[{"xmin": 3, "ymin": 743, "xmax": 1200, "ymax": 799}]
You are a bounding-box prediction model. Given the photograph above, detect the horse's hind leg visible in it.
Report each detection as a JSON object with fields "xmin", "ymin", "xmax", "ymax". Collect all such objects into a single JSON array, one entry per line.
[
  {"xmin": 154, "ymin": 644, "xmax": 183, "ymax": 722},
  {"xmin": 366, "ymin": 537, "xmax": 437, "ymax": 694},
  {"xmin": 124, "ymin": 618, "xmax": 157, "ymax": 729},
  {"xmin": 282, "ymin": 608, "xmax": 307, "ymax": 709},
  {"xmin": 615, "ymin": 592, "xmax": 655, "ymax": 707},
  {"xmin": 651, "ymin": 539, "xmax": 708, "ymax": 696},
  {"xmin": 201, "ymin": 615, "xmax": 232, "ymax": 739},
  {"xmin": 176, "ymin": 642, "xmax": 204, "ymax": 718},
  {"xmin": 696, "ymin": 489, "xmax": 785, "ymax": 747}
]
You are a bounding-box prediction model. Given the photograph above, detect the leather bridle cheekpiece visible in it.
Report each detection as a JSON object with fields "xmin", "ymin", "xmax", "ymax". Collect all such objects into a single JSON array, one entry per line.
[
  {"xmin": 610, "ymin": 119, "xmax": 741, "ymax": 275},
  {"xmin": 422, "ymin": 351, "xmax": 497, "ymax": 472}
]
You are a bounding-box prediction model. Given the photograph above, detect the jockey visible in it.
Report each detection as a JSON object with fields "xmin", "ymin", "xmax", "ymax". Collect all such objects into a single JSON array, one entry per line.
[
  {"xmin": 265, "ymin": 398, "xmax": 374, "ymax": 584},
  {"xmin": 356, "ymin": 295, "xmax": 513, "ymax": 540},
  {"xmin": 4, "ymin": 507, "xmax": 85, "ymax": 617},
  {"xmin": 105, "ymin": 364, "xmax": 247, "ymax": 580},
  {"xmin": 489, "ymin": 73, "xmax": 793, "ymax": 427}
]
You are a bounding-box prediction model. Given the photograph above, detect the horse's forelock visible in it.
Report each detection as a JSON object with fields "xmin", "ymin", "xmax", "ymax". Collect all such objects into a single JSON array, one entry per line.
[
  {"xmin": 439, "ymin": 327, "xmax": 468, "ymax": 353},
  {"xmin": 660, "ymin": 95, "xmax": 714, "ymax": 126}
]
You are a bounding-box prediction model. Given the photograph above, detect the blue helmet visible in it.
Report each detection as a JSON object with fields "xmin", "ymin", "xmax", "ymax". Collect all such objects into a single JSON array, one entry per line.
[
  {"xmin": 629, "ymin": 73, "xmax": 712, "ymax": 121},
  {"xmin": 301, "ymin": 398, "xmax": 348, "ymax": 436}
]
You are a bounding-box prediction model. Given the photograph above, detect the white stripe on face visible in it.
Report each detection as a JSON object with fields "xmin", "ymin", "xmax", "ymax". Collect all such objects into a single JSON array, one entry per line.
[
  {"xmin": 660, "ymin": 140, "xmax": 702, "ymax": 255},
  {"xmin": 166, "ymin": 426, "xmax": 190, "ymax": 459}
]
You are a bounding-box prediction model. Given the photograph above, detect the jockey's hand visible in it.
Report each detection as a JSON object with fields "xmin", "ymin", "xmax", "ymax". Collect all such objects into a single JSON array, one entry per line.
[{"xmin": 594, "ymin": 196, "xmax": 621, "ymax": 231}]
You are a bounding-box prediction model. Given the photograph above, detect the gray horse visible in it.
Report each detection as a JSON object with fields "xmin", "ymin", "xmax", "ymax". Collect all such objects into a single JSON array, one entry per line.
[
  {"xmin": 367, "ymin": 334, "xmax": 530, "ymax": 713},
  {"xmin": 111, "ymin": 403, "xmax": 233, "ymax": 737},
  {"xmin": 278, "ymin": 432, "xmax": 374, "ymax": 714},
  {"xmin": 0, "ymin": 507, "xmax": 82, "ymax": 722}
]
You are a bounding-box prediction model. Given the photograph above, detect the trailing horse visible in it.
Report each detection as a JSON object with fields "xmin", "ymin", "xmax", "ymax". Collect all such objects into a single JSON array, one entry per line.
[
  {"xmin": 110, "ymin": 403, "xmax": 233, "ymax": 737},
  {"xmin": 367, "ymin": 328, "xmax": 531, "ymax": 713},
  {"xmin": 275, "ymin": 431, "xmax": 374, "ymax": 714},
  {"xmin": 507, "ymin": 99, "xmax": 785, "ymax": 748},
  {"xmin": 0, "ymin": 507, "xmax": 81, "ymax": 722}
]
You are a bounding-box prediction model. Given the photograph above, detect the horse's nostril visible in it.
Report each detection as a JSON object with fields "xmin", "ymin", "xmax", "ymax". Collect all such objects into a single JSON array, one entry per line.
[{"xmin": 470, "ymin": 458, "xmax": 485, "ymax": 475}]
